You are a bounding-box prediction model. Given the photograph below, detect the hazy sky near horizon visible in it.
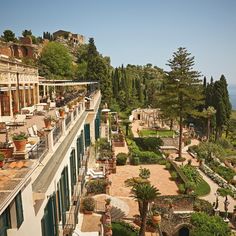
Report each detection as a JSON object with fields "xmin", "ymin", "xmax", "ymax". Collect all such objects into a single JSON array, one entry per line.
[{"xmin": 1, "ymin": 0, "xmax": 236, "ymax": 84}]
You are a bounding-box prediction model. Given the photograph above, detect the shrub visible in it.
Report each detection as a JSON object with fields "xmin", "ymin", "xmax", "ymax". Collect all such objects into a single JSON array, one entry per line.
[
  {"xmin": 116, "ymin": 153, "xmax": 128, "ymax": 165},
  {"xmin": 82, "ymin": 197, "xmax": 95, "ymax": 211},
  {"xmin": 193, "ymin": 199, "xmax": 213, "ymax": 215},
  {"xmin": 170, "ymin": 171, "xmax": 178, "ymax": 180},
  {"xmin": 131, "ymin": 156, "xmax": 139, "ymax": 165},
  {"xmin": 112, "ymin": 221, "xmax": 138, "ymax": 236},
  {"xmin": 139, "ymin": 167, "xmax": 151, "ymax": 179},
  {"xmin": 178, "ymin": 184, "xmax": 185, "ymax": 194},
  {"xmin": 86, "ymin": 179, "xmax": 107, "ymax": 194},
  {"xmin": 175, "ymin": 156, "xmax": 186, "ymax": 162},
  {"xmin": 165, "ymin": 162, "xmax": 171, "ymax": 170},
  {"xmin": 157, "ymin": 159, "xmax": 167, "ymax": 165},
  {"xmin": 133, "ymin": 137, "xmax": 163, "ymax": 152}
]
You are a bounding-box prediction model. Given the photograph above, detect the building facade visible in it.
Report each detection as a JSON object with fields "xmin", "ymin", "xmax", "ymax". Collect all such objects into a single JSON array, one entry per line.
[
  {"xmin": 0, "ymin": 57, "xmax": 39, "ymax": 116},
  {"xmin": 0, "ymin": 85, "xmax": 101, "ymax": 236}
]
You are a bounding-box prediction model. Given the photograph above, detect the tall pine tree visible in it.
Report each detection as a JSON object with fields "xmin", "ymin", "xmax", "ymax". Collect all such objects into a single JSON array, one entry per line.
[{"xmin": 161, "ymin": 47, "xmax": 203, "ymax": 158}]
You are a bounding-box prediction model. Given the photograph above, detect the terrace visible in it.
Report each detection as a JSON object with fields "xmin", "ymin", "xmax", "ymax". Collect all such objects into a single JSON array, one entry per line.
[{"xmin": 0, "ymin": 88, "xmax": 101, "ymax": 214}]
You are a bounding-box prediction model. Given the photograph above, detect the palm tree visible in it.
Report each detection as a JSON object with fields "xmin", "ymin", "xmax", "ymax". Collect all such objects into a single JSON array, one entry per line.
[{"xmin": 131, "ymin": 183, "xmax": 160, "ymax": 236}]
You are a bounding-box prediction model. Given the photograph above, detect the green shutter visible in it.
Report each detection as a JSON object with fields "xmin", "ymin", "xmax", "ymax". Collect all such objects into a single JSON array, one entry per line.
[
  {"xmin": 64, "ymin": 166, "xmax": 70, "ymax": 210},
  {"xmin": 60, "ymin": 176, "xmax": 66, "ymax": 227},
  {"xmin": 80, "ymin": 132, "xmax": 84, "ymax": 156},
  {"xmin": 57, "ymin": 183, "xmax": 62, "ymax": 222},
  {"xmin": 95, "ymin": 111, "xmax": 100, "ymax": 140},
  {"xmin": 84, "ymin": 124, "xmax": 91, "ymax": 147},
  {"xmin": 15, "ymin": 192, "xmax": 24, "ymax": 228},
  {"xmin": 0, "ymin": 207, "xmax": 11, "ymax": 236},
  {"xmin": 76, "ymin": 138, "xmax": 81, "ymax": 172},
  {"xmin": 70, "ymin": 150, "xmax": 77, "ymax": 196}
]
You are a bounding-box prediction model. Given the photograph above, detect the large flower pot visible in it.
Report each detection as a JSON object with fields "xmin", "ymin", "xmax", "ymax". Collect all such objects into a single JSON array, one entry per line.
[
  {"xmin": 59, "ymin": 110, "xmax": 65, "ymax": 118},
  {"xmin": 152, "ymin": 214, "xmax": 161, "ymax": 225},
  {"xmin": 0, "ymin": 161, "xmax": 4, "ymax": 168},
  {"xmin": 13, "ymin": 139, "xmax": 27, "ymax": 152},
  {"xmin": 44, "ymin": 119, "xmax": 52, "ymax": 129},
  {"xmin": 0, "ymin": 148, "xmax": 14, "ymax": 159}
]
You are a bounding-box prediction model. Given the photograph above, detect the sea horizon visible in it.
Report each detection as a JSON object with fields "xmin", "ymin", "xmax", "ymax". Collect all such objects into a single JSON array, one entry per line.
[{"xmin": 229, "ymin": 83, "xmax": 236, "ymax": 110}]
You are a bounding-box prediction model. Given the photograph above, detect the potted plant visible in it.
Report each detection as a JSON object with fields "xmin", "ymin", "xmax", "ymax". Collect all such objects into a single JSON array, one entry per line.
[
  {"xmin": 59, "ymin": 108, "xmax": 65, "ymax": 118},
  {"xmin": 82, "ymin": 196, "xmax": 95, "ymax": 214},
  {"xmin": 12, "ymin": 132, "xmax": 28, "ymax": 152},
  {"xmin": 0, "ymin": 142, "xmax": 13, "ymax": 159},
  {"xmin": 0, "ymin": 152, "xmax": 5, "ymax": 168},
  {"xmin": 44, "ymin": 115, "xmax": 55, "ymax": 129},
  {"xmin": 68, "ymin": 102, "xmax": 74, "ymax": 111}
]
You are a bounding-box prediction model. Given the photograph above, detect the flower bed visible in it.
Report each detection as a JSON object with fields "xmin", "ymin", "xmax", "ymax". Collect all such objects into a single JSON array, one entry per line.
[{"xmin": 200, "ymin": 164, "xmax": 236, "ymax": 198}]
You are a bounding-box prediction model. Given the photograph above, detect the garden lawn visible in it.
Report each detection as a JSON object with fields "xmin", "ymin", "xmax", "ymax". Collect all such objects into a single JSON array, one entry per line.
[{"xmin": 140, "ymin": 129, "xmax": 175, "ymax": 137}]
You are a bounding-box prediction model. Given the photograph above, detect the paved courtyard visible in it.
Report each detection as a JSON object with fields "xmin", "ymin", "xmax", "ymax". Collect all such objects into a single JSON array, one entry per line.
[{"xmin": 109, "ymin": 164, "xmax": 179, "ymax": 197}]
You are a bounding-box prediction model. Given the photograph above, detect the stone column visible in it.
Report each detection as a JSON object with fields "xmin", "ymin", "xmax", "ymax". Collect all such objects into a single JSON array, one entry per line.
[
  {"xmin": 22, "ymin": 84, "xmax": 26, "ymax": 108},
  {"xmin": 8, "ymin": 86, "xmax": 13, "ymax": 116},
  {"xmin": 28, "ymin": 83, "xmax": 32, "ymax": 106}
]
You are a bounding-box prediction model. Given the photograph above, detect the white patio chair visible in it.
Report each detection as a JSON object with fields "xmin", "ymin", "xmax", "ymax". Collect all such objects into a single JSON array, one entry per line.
[
  {"xmin": 32, "ymin": 125, "xmax": 45, "ymax": 137},
  {"xmin": 15, "ymin": 114, "xmax": 26, "ymax": 125}
]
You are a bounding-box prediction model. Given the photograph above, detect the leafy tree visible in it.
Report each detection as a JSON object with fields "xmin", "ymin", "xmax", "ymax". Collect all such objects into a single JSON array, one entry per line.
[
  {"xmin": 160, "ymin": 47, "xmax": 203, "ymax": 158},
  {"xmin": 1, "ymin": 30, "xmax": 16, "ymax": 42},
  {"xmin": 43, "ymin": 31, "xmax": 53, "ymax": 41},
  {"xmin": 194, "ymin": 141, "xmax": 225, "ymax": 162},
  {"xmin": 191, "ymin": 212, "xmax": 230, "ymax": 236},
  {"xmin": 38, "ymin": 42, "xmax": 73, "ymax": 79},
  {"xmin": 22, "ymin": 29, "xmax": 32, "ymax": 37}
]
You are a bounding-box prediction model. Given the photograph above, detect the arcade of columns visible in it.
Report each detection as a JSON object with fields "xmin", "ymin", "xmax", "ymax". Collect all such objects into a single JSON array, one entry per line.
[{"xmin": 0, "ymin": 58, "xmax": 39, "ymax": 116}]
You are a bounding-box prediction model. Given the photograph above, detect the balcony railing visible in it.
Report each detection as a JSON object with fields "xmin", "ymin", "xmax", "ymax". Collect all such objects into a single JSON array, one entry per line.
[
  {"xmin": 28, "ymin": 138, "xmax": 48, "ymax": 162},
  {"xmin": 65, "ymin": 113, "xmax": 72, "ymax": 129},
  {"xmin": 53, "ymin": 122, "xmax": 62, "ymax": 145}
]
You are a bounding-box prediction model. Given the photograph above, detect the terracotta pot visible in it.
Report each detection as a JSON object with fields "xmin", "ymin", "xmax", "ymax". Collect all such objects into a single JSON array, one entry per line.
[
  {"xmin": 152, "ymin": 214, "xmax": 161, "ymax": 224},
  {"xmin": 59, "ymin": 110, "xmax": 65, "ymax": 118},
  {"xmin": 0, "ymin": 148, "xmax": 14, "ymax": 158},
  {"xmin": 13, "ymin": 139, "xmax": 27, "ymax": 152},
  {"xmin": 0, "ymin": 161, "xmax": 4, "ymax": 168},
  {"xmin": 44, "ymin": 119, "xmax": 52, "ymax": 129}
]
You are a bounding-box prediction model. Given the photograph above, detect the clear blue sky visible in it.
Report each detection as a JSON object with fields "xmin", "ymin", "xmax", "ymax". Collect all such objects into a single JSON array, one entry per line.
[{"xmin": 1, "ymin": 0, "xmax": 236, "ymax": 84}]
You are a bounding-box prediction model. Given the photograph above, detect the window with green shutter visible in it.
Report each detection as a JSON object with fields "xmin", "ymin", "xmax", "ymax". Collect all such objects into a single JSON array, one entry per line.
[
  {"xmin": 70, "ymin": 149, "xmax": 77, "ymax": 196},
  {"xmin": 80, "ymin": 131, "xmax": 84, "ymax": 156},
  {"xmin": 0, "ymin": 207, "xmax": 11, "ymax": 236},
  {"xmin": 95, "ymin": 111, "xmax": 100, "ymax": 140},
  {"xmin": 76, "ymin": 137, "xmax": 81, "ymax": 171},
  {"xmin": 84, "ymin": 124, "xmax": 90, "ymax": 147},
  {"xmin": 15, "ymin": 192, "xmax": 24, "ymax": 228},
  {"xmin": 41, "ymin": 195, "xmax": 58, "ymax": 236}
]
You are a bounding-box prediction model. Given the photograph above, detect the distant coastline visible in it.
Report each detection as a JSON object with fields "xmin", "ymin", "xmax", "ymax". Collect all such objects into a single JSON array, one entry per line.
[{"xmin": 229, "ymin": 84, "xmax": 236, "ymax": 110}]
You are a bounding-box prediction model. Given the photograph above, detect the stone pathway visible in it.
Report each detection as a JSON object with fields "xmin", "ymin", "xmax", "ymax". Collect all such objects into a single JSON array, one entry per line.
[{"xmin": 199, "ymin": 170, "xmax": 236, "ymax": 212}]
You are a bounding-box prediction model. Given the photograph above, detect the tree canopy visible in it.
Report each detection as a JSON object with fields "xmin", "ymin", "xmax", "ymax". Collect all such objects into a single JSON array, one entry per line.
[
  {"xmin": 38, "ymin": 42, "xmax": 73, "ymax": 79},
  {"xmin": 191, "ymin": 212, "xmax": 230, "ymax": 236},
  {"xmin": 158, "ymin": 47, "xmax": 203, "ymax": 157},
  {"xmin": 1, "ymin": 29, "xmax": 16, "ymax": 42}
]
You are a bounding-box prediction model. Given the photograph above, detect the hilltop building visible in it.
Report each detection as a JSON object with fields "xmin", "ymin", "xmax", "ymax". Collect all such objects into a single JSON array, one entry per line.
[{"xmin": 53, "ymin": 30, "xmax": 85, "ymax": 47}]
